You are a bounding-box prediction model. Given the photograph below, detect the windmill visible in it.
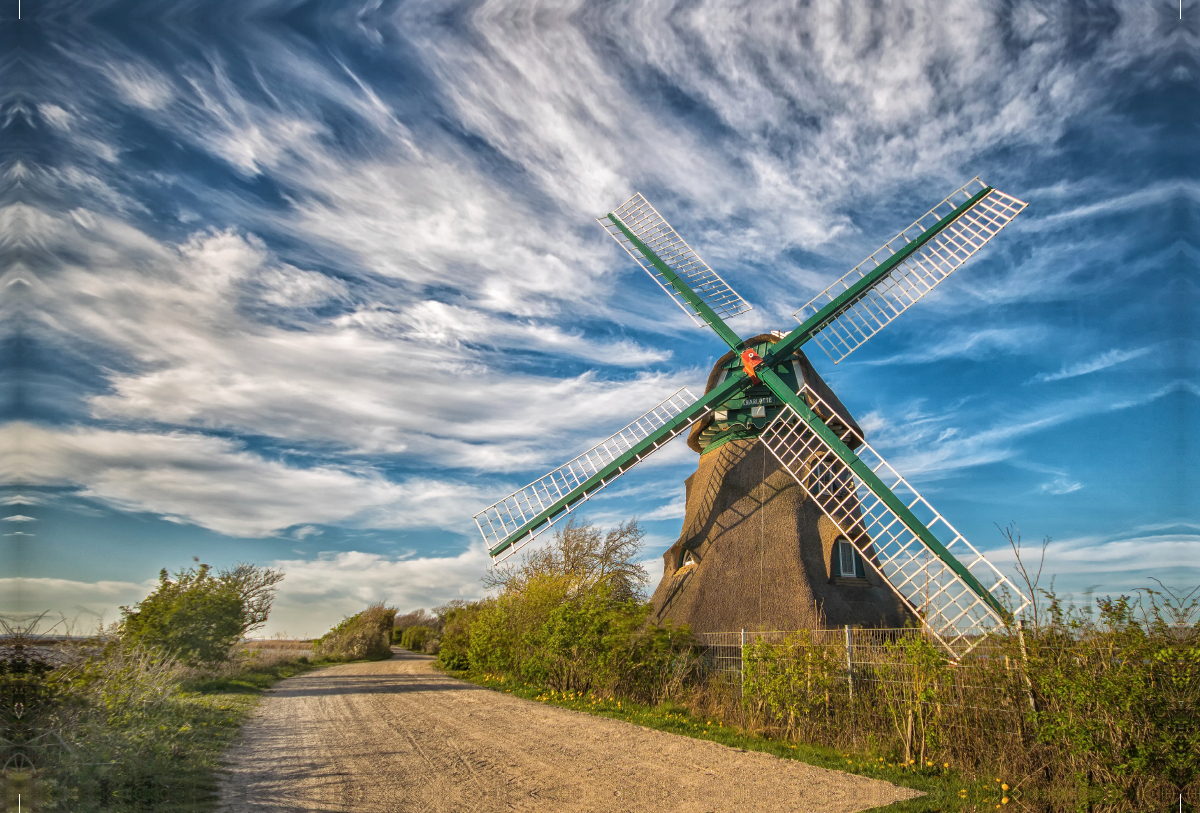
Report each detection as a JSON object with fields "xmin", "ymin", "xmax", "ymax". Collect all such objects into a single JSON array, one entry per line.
[{"xmin": 474, "ymin": 178, "xmax": 1031, "ymax": 655}]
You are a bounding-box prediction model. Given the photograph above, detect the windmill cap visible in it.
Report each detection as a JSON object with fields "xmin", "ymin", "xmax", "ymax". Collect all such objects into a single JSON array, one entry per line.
[{"xmin": 686, "ymin": 333, "xmax": 864, "ymax": 454}]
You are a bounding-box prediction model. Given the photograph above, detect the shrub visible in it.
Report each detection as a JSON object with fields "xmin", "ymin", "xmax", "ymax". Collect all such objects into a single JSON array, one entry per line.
[
  {"xmin": 400, "ymin": 625, "xmax": 433, "ymax": 652},
  {"xmin": 313, "ymin": 604, "xmax": 397, "ymax": 661},
  {"xmin": 735, "ymin": 587, "xmax": 1199, "ymax": 811},
  {"xmin": 118, "ymin": 563, "xmax": 283, "ymax": 666},
  {"xmin": 436, "ymin": 601, "xmax": 485, "ymax": 671},
  {"xmin": 392, "ymin": 609, "xmax": 440, "ymax": 644},
  {"xmin": 457, "ymin": 518, "xmax": 697, "ymax": 703}
]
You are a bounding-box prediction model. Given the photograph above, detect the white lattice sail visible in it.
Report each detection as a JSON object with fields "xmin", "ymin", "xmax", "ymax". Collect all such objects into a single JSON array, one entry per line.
[
  {"xmin": 760, "ymin": 386, "xmax": 1029, "ymax": 655},
  {"xmin": 475, "ymin": 388, "xmax": 706, "ymax": 562},
  {"xmin": 796, "ymin": 179, "xmax": 1028, "ymax": 364},
  {"xmin": 600, "ymin": 194, "xmax": 752, "ymax": 326}
]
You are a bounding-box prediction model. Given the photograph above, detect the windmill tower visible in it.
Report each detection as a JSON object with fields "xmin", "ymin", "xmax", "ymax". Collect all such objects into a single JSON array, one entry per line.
[
  {"xmin": 649, "ymin": 332, "xmax": 912, "ymax": 633},
  {"xmin": 475, "ymin": 178, "xmax": 1032, "ymax": 656}
]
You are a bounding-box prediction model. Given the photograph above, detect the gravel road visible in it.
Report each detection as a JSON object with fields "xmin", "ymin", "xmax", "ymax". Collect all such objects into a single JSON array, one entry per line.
[{"xmin": 217, "ymin": 650, "xmax": 920, "ymax": 812}]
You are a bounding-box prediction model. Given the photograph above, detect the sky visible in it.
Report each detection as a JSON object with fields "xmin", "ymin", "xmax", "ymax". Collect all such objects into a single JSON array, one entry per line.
[{"xmin": 2, "ymin": 0, "xmax": 1196, "ymax": 638}]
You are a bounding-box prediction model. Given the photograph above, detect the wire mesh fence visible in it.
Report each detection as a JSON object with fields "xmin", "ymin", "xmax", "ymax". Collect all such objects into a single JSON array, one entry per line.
[{"xmin": 696, "ymin": 627, "xmax": 1029, "ymax": 758}]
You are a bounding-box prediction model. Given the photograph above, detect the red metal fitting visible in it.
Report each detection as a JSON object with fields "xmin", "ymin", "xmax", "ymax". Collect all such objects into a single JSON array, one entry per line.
[{"xmin": 740, "ymin": 348, "xmax": 763, "ymax": 382}]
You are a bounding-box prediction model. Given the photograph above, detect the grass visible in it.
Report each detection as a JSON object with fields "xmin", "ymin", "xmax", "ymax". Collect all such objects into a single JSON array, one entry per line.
[
  {"xmin": 454, "ymin": 670, "xmax": 1020, "ymax": 812},
  {"xmin": 10, "ymin": 653, "xmax": 325, "ymax": 812}
]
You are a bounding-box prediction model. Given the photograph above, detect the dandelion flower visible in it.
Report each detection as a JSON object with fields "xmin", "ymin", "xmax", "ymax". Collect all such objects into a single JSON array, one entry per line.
[{"xmin": 1002, "ymin": 784, "xmax": 1009, "ymax": 791}]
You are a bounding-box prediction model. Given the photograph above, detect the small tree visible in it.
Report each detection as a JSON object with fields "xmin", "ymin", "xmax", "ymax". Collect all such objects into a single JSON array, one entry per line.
[
  {"xmin": 119, "ymin": 563, "xmax": 284, "ymax": 665},
  {"xmin": 484, "ymin": 517, "xmax": 649, "ymax": 602}
]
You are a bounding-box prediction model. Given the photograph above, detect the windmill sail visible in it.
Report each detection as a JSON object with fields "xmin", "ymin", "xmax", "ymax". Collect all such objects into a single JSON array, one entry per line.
[
  {"xmin": 475, "ymin": 388, "xmax": 708, "ymax": 561},
  {"xmin": 760, "ymin": 385, "xmax": 1030, "ymax": 655},
  {"xmin": 795, "ymin": 178, "xmax": 1027, "ymax": 364},
  {"xmin": 601, "ymin": 194, "xmax": 752, "ymax": 328}
]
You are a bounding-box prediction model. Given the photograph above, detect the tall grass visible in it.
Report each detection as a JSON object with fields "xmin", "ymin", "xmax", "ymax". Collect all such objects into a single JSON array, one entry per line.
[{"xmin": 0, "ymin": 623, "xmax": 316, "ymax": 812}]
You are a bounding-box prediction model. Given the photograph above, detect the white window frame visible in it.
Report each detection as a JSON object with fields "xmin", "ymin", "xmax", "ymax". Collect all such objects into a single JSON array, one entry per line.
[{"xmin": 838, "ymin": 539, "xmax": 857, "ymax": 577}]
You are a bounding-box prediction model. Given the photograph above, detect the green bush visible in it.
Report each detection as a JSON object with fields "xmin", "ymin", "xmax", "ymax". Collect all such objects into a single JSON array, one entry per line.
[
  {"xmin": 456, "ymin": 518, "xmax": 696, "ymax": 704},
  {"xmin": 466, "ymin": 577, "xmax": 692, "ymax": 702},
  {"xmin": 118, "ymin": 563, "xmax": 283, "ymax": 666},
  {"xmin": 1021, "ymin": 590, "xmax": 1199, "ymax": 808},
  {"xmin": 436, "ymin": 601, "xmax": 485, "ymax": 670},
  {"xmin": 313, "ymin": 604, "xmax": 397, "ymax": 661},
  {"xmin": 400, "ymin": 625, "xmax": 433, "ymax": 652},
  {"xmin": 392, "ymin": 609, "xmax": 440, "ymax": 644},
  {"xmin": 737, "ymin": 588, "xmax": 1199, "ymax": 811}
]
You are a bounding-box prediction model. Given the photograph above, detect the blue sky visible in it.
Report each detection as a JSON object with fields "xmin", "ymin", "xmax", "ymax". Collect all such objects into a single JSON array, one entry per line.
[{"xmin": 2, "ymin": 1, "xmax": 1196, "ymax": 637}]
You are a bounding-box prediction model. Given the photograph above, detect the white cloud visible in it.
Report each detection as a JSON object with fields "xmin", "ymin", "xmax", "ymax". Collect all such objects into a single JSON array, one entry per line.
[
  {"xmin": 265, "ymin": 545, "xmax": 494, "ymax": 638},
  {"xmin": 104, "ymin": 61, "xmax": 173, "ymax": 110},
  {"xmin": 870, "ymin": 382, "xmax": 1186, "ymax": 481},
  {"xmin": 0, "ymin": 423, "xmax": 488, "ymax": 538},
  {"xmin": 640, "ymin": 496, "xmax": 687, "ymax": 521},
  {"xmin": 985, "ymin": 532, "xmax": 1200, "ymax": 584},
  {"xmin": 0, "ymin": 577, "xmax": 156, "ymax": 634},
  {"xmin": 38, "ymin": 104, "xmax": 73, "ymax": 130},
  {"xmin": 1032, "ymin": 346, "xmax": 1154, "ymax": 383},
  {"xmin": 864, "ymin": 327, "xmax": 1046, "ymax": 366},
  {"xmin": 2, "ymin": 515, "xmax": 36, "ymax": 522},
  {"xmin": 253, "ymin": 265, "xmax": 349, "ymax": 308},
  {"xmin": 640, "ymin": 554, "xmax": 667, "ymax": 596},
  {"xmin": 1037, "ymin": 478, "xmax": 1083, "ymax": 495},
  {"xmin": 12, "ymin": 209, "xmax": 698, "ymax": 471}
]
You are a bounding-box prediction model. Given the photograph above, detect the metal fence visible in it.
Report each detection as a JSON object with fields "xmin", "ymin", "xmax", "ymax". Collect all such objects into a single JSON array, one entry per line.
[
  {"xmin": 699, "ymin": 627, "xmax": 943, "ymax": 680},
  {"xmin": 698, "ymin": 627, "xmax": 1020, "ymax": 678},
  {"xmin": 695, "ymin": 627, "xmax": 1030, "ymax": 749}
]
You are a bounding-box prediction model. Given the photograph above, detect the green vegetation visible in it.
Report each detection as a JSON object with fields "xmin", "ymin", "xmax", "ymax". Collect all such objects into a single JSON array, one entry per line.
[
  {"xmin": 442, "ymin": 521, "xmax": 1200, "ymax": 812},
  {"xmin": 734, "ymin": 588, "xmax": 1198, "ymax": 812},
  {"xmin": 399, "ymin": 625, "xmax": 433, "ymax": 652},
  {"xmin": 118, "ymin": 562, "xmax": 284, "ymax": 666},
  {"xmin": 440, "ymin": 518, "xmax": 695, "ymax": 704},
  {"xmin": 19, "ymin": 645, "xmax": 313, "ymax": 811},
  {"xmin": 312, "ymin": 603, "xmax": 396, "ymax": 662},
  {"xmin": 0, "ymin": 561, "xmax": 306, "ymax": 811}
]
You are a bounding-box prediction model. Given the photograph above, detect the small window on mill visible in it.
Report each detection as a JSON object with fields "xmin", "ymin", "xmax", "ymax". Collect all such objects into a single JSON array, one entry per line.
[{"xmin": 836, "ymin": 539, "xmax": 865, "ymax": 579}]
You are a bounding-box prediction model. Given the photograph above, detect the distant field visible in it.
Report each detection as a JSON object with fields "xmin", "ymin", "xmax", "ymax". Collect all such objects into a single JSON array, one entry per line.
[{"xmin": 241, "ymin": 639, "xmax": 316, "ymax": 660}]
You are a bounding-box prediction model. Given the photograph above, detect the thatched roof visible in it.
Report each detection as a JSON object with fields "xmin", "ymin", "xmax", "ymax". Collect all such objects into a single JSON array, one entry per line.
[{"xmin": 651, "ymin": 439, "xmax": 913, "ymax": 633}]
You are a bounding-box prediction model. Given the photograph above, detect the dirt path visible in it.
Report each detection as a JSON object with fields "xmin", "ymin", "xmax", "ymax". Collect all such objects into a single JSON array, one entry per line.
[{"xmin": 217, "ymin": 650, "xmax": 920, "ymax": 812}]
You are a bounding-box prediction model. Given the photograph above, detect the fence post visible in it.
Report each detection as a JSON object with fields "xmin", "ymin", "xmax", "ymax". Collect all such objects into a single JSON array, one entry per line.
[
  {"xmin": 844, "ymin": 625, "xmax": 854, "ymax": 703},
  {"xmin": 740, "ymin": 629, "xmax": 746, "ymax": 696}
]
